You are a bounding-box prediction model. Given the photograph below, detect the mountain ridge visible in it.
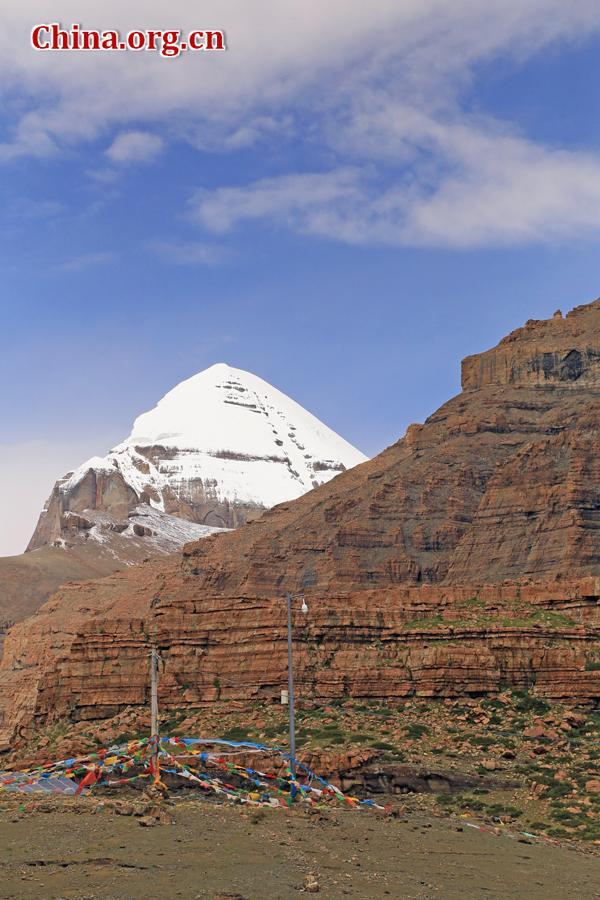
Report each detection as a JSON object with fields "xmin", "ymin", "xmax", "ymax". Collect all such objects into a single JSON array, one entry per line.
[{"xmin": 1, "ymin": 298, "xmax": 598, "ymax": 747}]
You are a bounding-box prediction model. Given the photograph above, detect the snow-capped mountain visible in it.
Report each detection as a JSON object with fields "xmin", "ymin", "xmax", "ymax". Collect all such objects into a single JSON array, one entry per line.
[{"xmin": 28, "ymin": 364, "xmax": 367, "ymax": 551}]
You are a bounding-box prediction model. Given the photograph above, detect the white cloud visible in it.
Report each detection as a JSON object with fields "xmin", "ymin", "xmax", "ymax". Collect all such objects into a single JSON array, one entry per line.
[
  {"xmin": 192, "ymin": 169, "xmax": 363, "ymax": 234},
  {"xmin": 1, "ymin": 1, "xmax": 598, "ymax": 159},
  {"xmin": 193, "ymin": 115, "xmax": 600, "ymax": 247},
  {"xmin": 181, "ymin": 115, "xmax": 294, "ymax": 154},
  {"xmin": 0, "ymin": 1, "xmax": 417, "ymax": 159},
  {"xmin": 1, "ymin": 1, "xmax": 600, "ymax": 246},
  {"xmin": 106, "ymin": 130, "xmax": 164, "ymax": 164},
  {"xmin": 401, "ymin": 136, "xmax": 600, "ymax": 247}
]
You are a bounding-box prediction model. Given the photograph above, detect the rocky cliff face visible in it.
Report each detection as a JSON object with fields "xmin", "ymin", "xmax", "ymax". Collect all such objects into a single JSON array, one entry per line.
[
  {"xmin": 180, "ymin": 303, "xmax": 600, "ymax": 592},
  {"xmin": 0, "ymin": 507, "xmax": 223, "ymax": 659},
  {"xmin": 461, "ymin": 302, "xmax": 600, "ymax": 390},
  {"xmin": 1, "ymin": 301, "xmax": 599, "ymax": 747},
  {"xmin": 0, "ymin": 567, "xmax": 597, "ymax": 747}
]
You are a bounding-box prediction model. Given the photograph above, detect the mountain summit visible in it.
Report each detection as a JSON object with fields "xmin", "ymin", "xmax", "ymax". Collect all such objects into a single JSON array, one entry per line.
[{"xmin": 28, "ymin": 363, "xmax": 367, "ymax": 549}]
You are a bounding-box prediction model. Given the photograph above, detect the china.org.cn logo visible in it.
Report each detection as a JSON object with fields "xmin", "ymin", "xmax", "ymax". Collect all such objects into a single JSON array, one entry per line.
[{"xmin": 31, "ymin": 23, "xmax": 227, "ymax": 58}]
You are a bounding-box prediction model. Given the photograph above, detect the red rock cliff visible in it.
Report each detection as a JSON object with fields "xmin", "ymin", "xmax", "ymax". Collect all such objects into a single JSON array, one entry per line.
[{"xmin": 1, "ymin": 300, "xmax": 599, "ymax": 746}]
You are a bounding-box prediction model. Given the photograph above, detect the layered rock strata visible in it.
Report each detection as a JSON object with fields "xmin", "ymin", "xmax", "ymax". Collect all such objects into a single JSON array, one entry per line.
[
  {"xmin": 0, "ymin": 573, "xmax": 597, "ymax": 747},
  {"xmin": 1, "ymin": 300, "xmax": 599, "ymax": 747}
]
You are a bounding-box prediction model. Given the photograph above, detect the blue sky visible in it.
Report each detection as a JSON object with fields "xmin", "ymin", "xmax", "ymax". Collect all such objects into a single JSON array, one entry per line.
[{"xmin": 1, "ymin": 1, "xmax": 600, "ymax": 554}]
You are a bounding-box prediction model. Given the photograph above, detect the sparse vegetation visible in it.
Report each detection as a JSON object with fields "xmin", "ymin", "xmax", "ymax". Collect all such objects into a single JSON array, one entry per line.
[{"xmin": 9, "ymin": 689, "xmax": 600, "ymax": 843}]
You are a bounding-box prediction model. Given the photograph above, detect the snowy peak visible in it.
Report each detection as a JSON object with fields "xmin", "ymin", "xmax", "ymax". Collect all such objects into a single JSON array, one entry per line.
[
  {"xmin": 109, "ymin": 362, "xmax": 366, "ymax": 500},
  {"xmin": 29, "ymin": 364, "xmax": 368, "ymax": 545},
  {"xmin": 122, "ymin": 362, "xmax": 357, "ymax": 463}
]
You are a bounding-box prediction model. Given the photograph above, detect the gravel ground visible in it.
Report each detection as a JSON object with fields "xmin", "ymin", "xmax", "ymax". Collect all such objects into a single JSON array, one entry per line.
[{"xmin": 0, "ymin": 797, "xmax": 598, "ymax": 899}]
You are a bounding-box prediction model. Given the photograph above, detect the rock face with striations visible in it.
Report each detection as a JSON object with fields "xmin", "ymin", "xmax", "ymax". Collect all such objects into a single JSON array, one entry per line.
[{"xmin": 1, "ymin": 300, "xmax": 599, "ymax": 747}]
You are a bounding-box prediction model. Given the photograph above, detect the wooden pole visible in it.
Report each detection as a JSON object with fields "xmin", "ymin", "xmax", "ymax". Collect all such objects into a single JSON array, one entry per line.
[{"xmin": 150, "ymin": 646, "xmax": 159, "ymax": 783}]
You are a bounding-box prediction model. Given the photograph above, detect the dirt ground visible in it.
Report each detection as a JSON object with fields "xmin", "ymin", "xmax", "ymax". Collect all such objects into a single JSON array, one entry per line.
[{"xmin": 0, "ymin": 798, "xmax": 598, "ymax": 900}]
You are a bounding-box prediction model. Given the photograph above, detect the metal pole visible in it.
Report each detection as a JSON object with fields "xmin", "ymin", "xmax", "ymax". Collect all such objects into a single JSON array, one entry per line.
[
  {"xmin": 285, "ymin": 592, "xmax": 296, "ymax": 778},
  {"xmin": 150, "ymin": 646, "xmax": 159, "ymax": 782}
]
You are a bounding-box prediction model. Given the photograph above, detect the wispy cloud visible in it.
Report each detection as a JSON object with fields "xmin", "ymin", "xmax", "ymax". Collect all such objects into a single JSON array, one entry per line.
[
  {"xmin": 1, "ymin": 2, "xmax": 599, "ymax": 162},
  {"xmin": 148, "ymin": 240, "xmax": 227, "ymax": 266},
  {"xmin": 186, "ymin": 115, "xmax": 295, "ymax": 153},
  {"xmin": 86, "ymin": 167, "xmax": 121, "ymax": 185},
  {"xmin": 55, "ymin": 251, "xmax": 116, "ymax": 272},
  {"xmin": 106, "ymin": 130, "xmax": 164, "ymax": 165},
  {"xmin": 4, "ymin": 197, "xmax": 64, "ymax": 222},
  {"xmin": 2, "ymin": 2, "xmax": 600, "ymax": 248},
  {"xmin": 0, "ymin": 197, "xmax": 64, "ymax": 241},
  {"xmin": 192, "ymin": 122, "xmax": 600, "ymax": 247},
  {"xmin": 192, "ymin": 169, "xmax": 363, "ymax": 235}
]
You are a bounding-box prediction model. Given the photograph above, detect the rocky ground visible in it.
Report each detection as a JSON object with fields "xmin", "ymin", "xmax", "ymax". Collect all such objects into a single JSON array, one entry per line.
[
  {"xmin": 0, "ymin": 789, "xmax": 599, "ymax": 899},
  {"xmin": 4, "ymin": 692, "xmax": 600, "ymax": 847}
]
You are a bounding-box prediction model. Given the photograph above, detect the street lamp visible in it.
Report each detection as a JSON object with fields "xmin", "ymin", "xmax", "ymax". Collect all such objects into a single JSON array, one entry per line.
[{"xmin": 285, "ymin": 591, "xmax": 308, "ymax": 778}]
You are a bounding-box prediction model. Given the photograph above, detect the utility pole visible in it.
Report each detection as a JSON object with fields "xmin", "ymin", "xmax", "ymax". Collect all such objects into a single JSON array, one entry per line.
[
  {"xmin": 285, "ymin": 592, "xmax": 308, "ymax": 779},
  {"xmin": 150, "ymin": 645, "xmax": 160, "ymax": 783},
  {"xmin": 285, "ymin": 592, "xmax": 296, "ymax": 777}
]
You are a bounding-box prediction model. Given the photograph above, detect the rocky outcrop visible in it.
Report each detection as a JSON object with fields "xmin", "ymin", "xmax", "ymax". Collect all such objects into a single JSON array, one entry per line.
[
  {"xmin": 0, "ymin": 508, "xmax": 222, "ymax": 656},
  {"xmin": 28, "ymin": 468, "xmax": 139, "ymax": 549},
  {"xmin": 178, "ymin": 306, "xmax": 600, "ymax": 593},
  {"xmin": 447, "ymin": 430, "xmax": 600, "ymax": 582},
  {"xmin": 1, "ymin": 300, "xmax": 599, "ymax": 747},
  {"xmin": 28, "ymin": 460, "xmax": 257, "ymax": 549},
  {"xmin": 461, "ymin": 300, "xmax": 600, "ymax": 389}
]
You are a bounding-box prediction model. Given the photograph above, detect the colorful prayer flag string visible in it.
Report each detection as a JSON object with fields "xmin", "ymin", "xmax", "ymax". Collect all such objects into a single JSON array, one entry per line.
[{"xmin": 0, "ymin": 735, "xmax": 382, "ymax": 810}]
